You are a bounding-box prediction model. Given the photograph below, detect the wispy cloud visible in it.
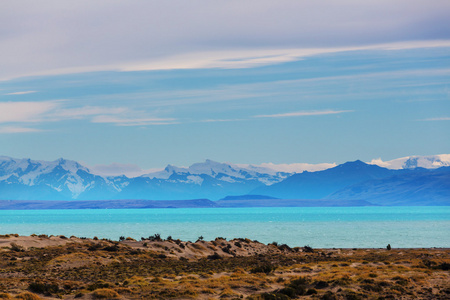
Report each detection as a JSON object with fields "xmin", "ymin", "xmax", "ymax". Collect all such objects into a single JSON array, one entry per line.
[
  {"xmin": 0, "ymin": 101, "xmax": 62, "ymax": 123},
  {"xmin": 421, "ymin": 117, "xmax": 450, "ymax": 121},
  {"xmin": 0, "ymin": 100, "xmax": 174, "ymax": 129},
  {"xmin": 0, "ymin": 126, "xmax": 44, "ymax": 134},
  {"xmin": 2, "ymin": 0, "xmax": 450, "ymax": 80},
  {"xmin": 121, "ymin": 41, "xmax": 450, "ymax": 73},
  {"xmin": 2, "ymin": 40, "xmax": 450, "ymax": 81},
  {"xmin": 5, "ymin": 91, "xmax": 37, "ymax": 95},
  {"xmin": 91, "ymin": 115, "xmax": 177, "ymax": 126},
  {"xmin": 52, "ymin": 106, "xmax": 127, "ymax": 119},
  {"xmin": 199, "ymin": 118, "xmax": 246, "ymax": 123},
  {"xmin": 254, "ymin": 110, "xmax": 353, "ymax": 118}
]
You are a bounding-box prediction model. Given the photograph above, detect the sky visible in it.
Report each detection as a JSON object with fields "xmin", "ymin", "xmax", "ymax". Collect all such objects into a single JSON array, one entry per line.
[{"xmin": 0, "ymin": 1, "xmax": 449, "ymax": 171}]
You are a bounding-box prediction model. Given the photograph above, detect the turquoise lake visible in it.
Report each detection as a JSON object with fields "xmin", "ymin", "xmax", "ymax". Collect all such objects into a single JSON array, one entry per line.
[{"xmin": 0, "ymin": 206, "xmax": 449, "ymax": 248}]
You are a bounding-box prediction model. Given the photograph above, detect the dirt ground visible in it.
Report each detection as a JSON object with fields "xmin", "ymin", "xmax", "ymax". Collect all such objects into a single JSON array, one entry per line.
[{"xmin": 0, "ymin": 234, "xmax": 449, "ymax": 299}]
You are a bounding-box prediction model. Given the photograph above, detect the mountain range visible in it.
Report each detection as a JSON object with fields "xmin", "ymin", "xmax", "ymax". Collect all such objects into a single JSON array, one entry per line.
[{"xmin": 0, "ymin": 155, "xmax": 449, "ymax": 206}]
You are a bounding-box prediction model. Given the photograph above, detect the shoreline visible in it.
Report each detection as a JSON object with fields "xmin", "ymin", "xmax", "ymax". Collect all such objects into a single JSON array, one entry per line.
[
  {"xmin": 0, "ymin": 233, "xmax": 449, "ymax": 251},
  {"xmin": 0, "ymin": 199, "xmax": 378, "ymax": 210}
]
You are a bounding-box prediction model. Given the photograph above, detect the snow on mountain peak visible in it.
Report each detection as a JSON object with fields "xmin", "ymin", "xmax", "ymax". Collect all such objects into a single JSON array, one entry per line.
[
  {"xmin": 368, "ymin": 154, "xmax": 450, "ymax": 170},
  {"xmin": 0, "ymin": 156, "xmax": 96, "ymax": 197}
]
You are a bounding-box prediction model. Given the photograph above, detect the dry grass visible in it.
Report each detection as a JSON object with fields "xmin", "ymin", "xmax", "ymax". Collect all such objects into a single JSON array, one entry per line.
[
  {"xmin": 13, "ymin": 293, "xmax": 42, "ymax": 300},
  {"xmin": 0, "ymin": 237, "xmax": 448, "ymax": 299},
  {"xmin": 92, "ymin": 288, "xmax": 120, "ymax": 299}
]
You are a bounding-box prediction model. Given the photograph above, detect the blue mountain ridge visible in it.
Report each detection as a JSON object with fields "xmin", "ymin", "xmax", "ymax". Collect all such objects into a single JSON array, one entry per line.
[
  {"xmin": 251, "ymin": 161, "xmax": 449, "ymax": 205},
  {"xmin": 0, "ymin": 156, "xmax": 448, "ymax": 205}
]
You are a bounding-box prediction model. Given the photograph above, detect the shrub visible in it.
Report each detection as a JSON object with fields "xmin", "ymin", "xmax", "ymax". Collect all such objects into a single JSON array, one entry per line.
[
  {"xmin": 250, "ymin": 264, "xmax": 275, "ymax": 274},
  {"xmin": 221, "ymin": 244, "xmax": 232, "ymax": 254},
  {"xmin": 314, "ymin": 280, "xmax": 329, "ymax": 289},
  {"xmin": 14, "ymin": 292, "xmax": 42, "ymax": 300},
  {"xmin": 278, "ymin": 244, "xmax": 291, "ymax": 251},
  {"xmin": 321, "ymin": 291, "xmax": 336, "ymax": 300},
  {"xmin": 257, "ymin": 292, "xmax": 290, "ymax": 300},
  {"xmin": 28, "ymin": 282, "xmax": 59, "ymax": 295},
  {"xmin": 103, "ymin": 245, "xmax": 120, "ymax": 252},
  {"xmin": 207, "ymin": 252, "xmax": 222, "ymax": 260},
  {"xmin": 87, "ymin": 243, "xmax": 102, "ymax": 251},
  {"xmin": 286, "ymin": 277, "xmax": 308, "ymax": 296},
  {"xmin": 87, "ymin": 281, "xmax": 110, "ymax": 291},
  {"xmin": 437, "ymin": 262, "xmax": 450, "ymax": 270},
  {"xmin": 303, "ymin": 245, "xmax": 314, "ymax": 253},
  {"xmin": 386, "ymin": 244, "xmax": 391, "ymax": 250},
  {"xmin": 277, "ymin": 287, "xmax": 296, "ymax": 297},
  {"xmin": 10, "ymin": 242, "xmax": 24, "ymax": 252},
  {"xmin": 306, "ymin": 288, "xmax": 318, "ymax": 295},
  {"xmin": 148, "ymin": 233, "xmax": 162, "ymax": 241},
  {"xmin": 92, "ymin": 288, "xmax": 120, "ymax": 299}
]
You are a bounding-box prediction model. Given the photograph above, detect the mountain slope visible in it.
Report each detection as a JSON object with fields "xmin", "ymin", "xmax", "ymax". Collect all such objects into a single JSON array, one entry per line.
[
  {"xmin": 0, "ymin": 157, "xmax": 290, "ymax": 200},
  {"xmin": 252, "ymin": 160, "xmax": 398, "ymax": 199},
  {"xmin": 0, "ymin": 157, "xmax": 120, "ymax": 200},
  {"xmin": 369, "ymin": 154, "xmax": 450, "ymax": 169},
  {"xmin": 327, "ymin": 167, "xmax": 450, "ymax": 205},
  {"xmin": 0, "ymin": 155, "xmax": 449, "ymax": 204}
]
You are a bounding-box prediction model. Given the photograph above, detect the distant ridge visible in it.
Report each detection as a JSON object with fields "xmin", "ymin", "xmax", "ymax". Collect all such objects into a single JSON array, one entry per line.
[
  {"xmin": 0, "ymin": 198, "xmax": 373, "ymax": 209},
  {"xmin": 252, "ymin": 160, "xmax": 397, "ymax": 199},
  {"xmin": 220, "ymin": 194, "xmax": 278, "ymax": 201},
  {"xmin": 215, "ymin": 199, "xmax": 373, "ymax": 208},
  {"xmin": 1, "ymin": 155, "xmax": 449, "ymax": 206},
  {"xmin": 0, "ymin": 199, "xmax": 218, "ymax": 210}
]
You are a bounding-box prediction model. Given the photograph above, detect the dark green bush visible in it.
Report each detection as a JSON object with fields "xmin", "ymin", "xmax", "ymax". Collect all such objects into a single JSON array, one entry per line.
[{"xmin": 28, "ymin": 282, "xmax": 59, "ymax": 295}]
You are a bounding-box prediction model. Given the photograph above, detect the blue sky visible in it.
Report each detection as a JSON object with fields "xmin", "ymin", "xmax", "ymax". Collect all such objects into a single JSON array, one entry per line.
[{"xmin": 1, "ymin": 1, "xmax": 449, "ymax": 169}]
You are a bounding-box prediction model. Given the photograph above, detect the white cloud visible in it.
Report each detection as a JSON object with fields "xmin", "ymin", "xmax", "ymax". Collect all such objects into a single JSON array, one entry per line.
[
  {"xmin": 254, "ymin": 110, "xmax": 353, "ymax": 118},
  {"xmin": 0, "ymin": 101, "xmax": 61, "ymax": 123},
  {"xmin": 120, "ymin": 41, "xmax": 450, "ymax": 73},
  {"xmin": 2, "ymin": 41, "xmax": 450, "ymax": 81},
  {"xmin": 200, "ymin": 118, "xmax": 246, "ymax": 123},
  {"xmin": 5, "ymin": 91, "xmax": 37, "ymax": 95},
  {"xmin": 0, "ymin": 126, "xmax": 44, "ymax": 134},
  {"xmin": 421, "ymin": 117, "xmax": 450, "ymax": 121},
  {"xmin": 53, "ymin": 106, "xmax": 127, "ymax": 119},
  {"xmin": 0, "ymin": 100, "xmax": 172, "ymax": 129},
  {"xmin": 1, "ymin": 0, "xmax": 450, "ymax": 80},
  {"xmin": 91, "ymin": 115, "xmax": 177, "ymax": 126}
]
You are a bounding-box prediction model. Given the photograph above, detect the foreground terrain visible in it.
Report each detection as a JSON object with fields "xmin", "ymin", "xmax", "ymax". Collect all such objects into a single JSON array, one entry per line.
[{"xmin": 0, "ymin": 235, "xmax": 448, "ymax": 299}]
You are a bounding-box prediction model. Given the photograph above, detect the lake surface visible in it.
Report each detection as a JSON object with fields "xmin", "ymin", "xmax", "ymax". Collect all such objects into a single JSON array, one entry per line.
[{"xmin": 0, "ymin": 206, "xmax": 449, "ymax": 248}]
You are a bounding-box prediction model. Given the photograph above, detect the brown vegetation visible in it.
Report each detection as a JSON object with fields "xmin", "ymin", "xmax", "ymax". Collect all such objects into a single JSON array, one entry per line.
[{"xmin": 0, "ymin": 235, "xmax": 448, "ymax": 299}]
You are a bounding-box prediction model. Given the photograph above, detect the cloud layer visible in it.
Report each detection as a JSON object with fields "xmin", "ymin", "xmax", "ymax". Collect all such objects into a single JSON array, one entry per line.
[{"xmin": 1, "ymin": 1, "xmax": 450, "ymax": 80}]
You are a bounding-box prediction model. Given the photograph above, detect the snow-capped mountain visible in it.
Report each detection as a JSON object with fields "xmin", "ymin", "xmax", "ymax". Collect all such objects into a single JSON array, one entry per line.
[
  {"xmin": 141, "ymin": 159, "xmax": 292, "ymax": 185},
  {"xmin": 0, "ymin": 154, "xmax": 448, "ymax": 202},
  {"xmin": 0, "ymin": 156, "xmax": 294, "ymax": 200},
  {"xmin": 0, "ymin": 156, "xmax": 118, "ymax": 200},
  {"xmin": 368, "ymin": 154, "xmax": 450, "ymax": 170}
]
